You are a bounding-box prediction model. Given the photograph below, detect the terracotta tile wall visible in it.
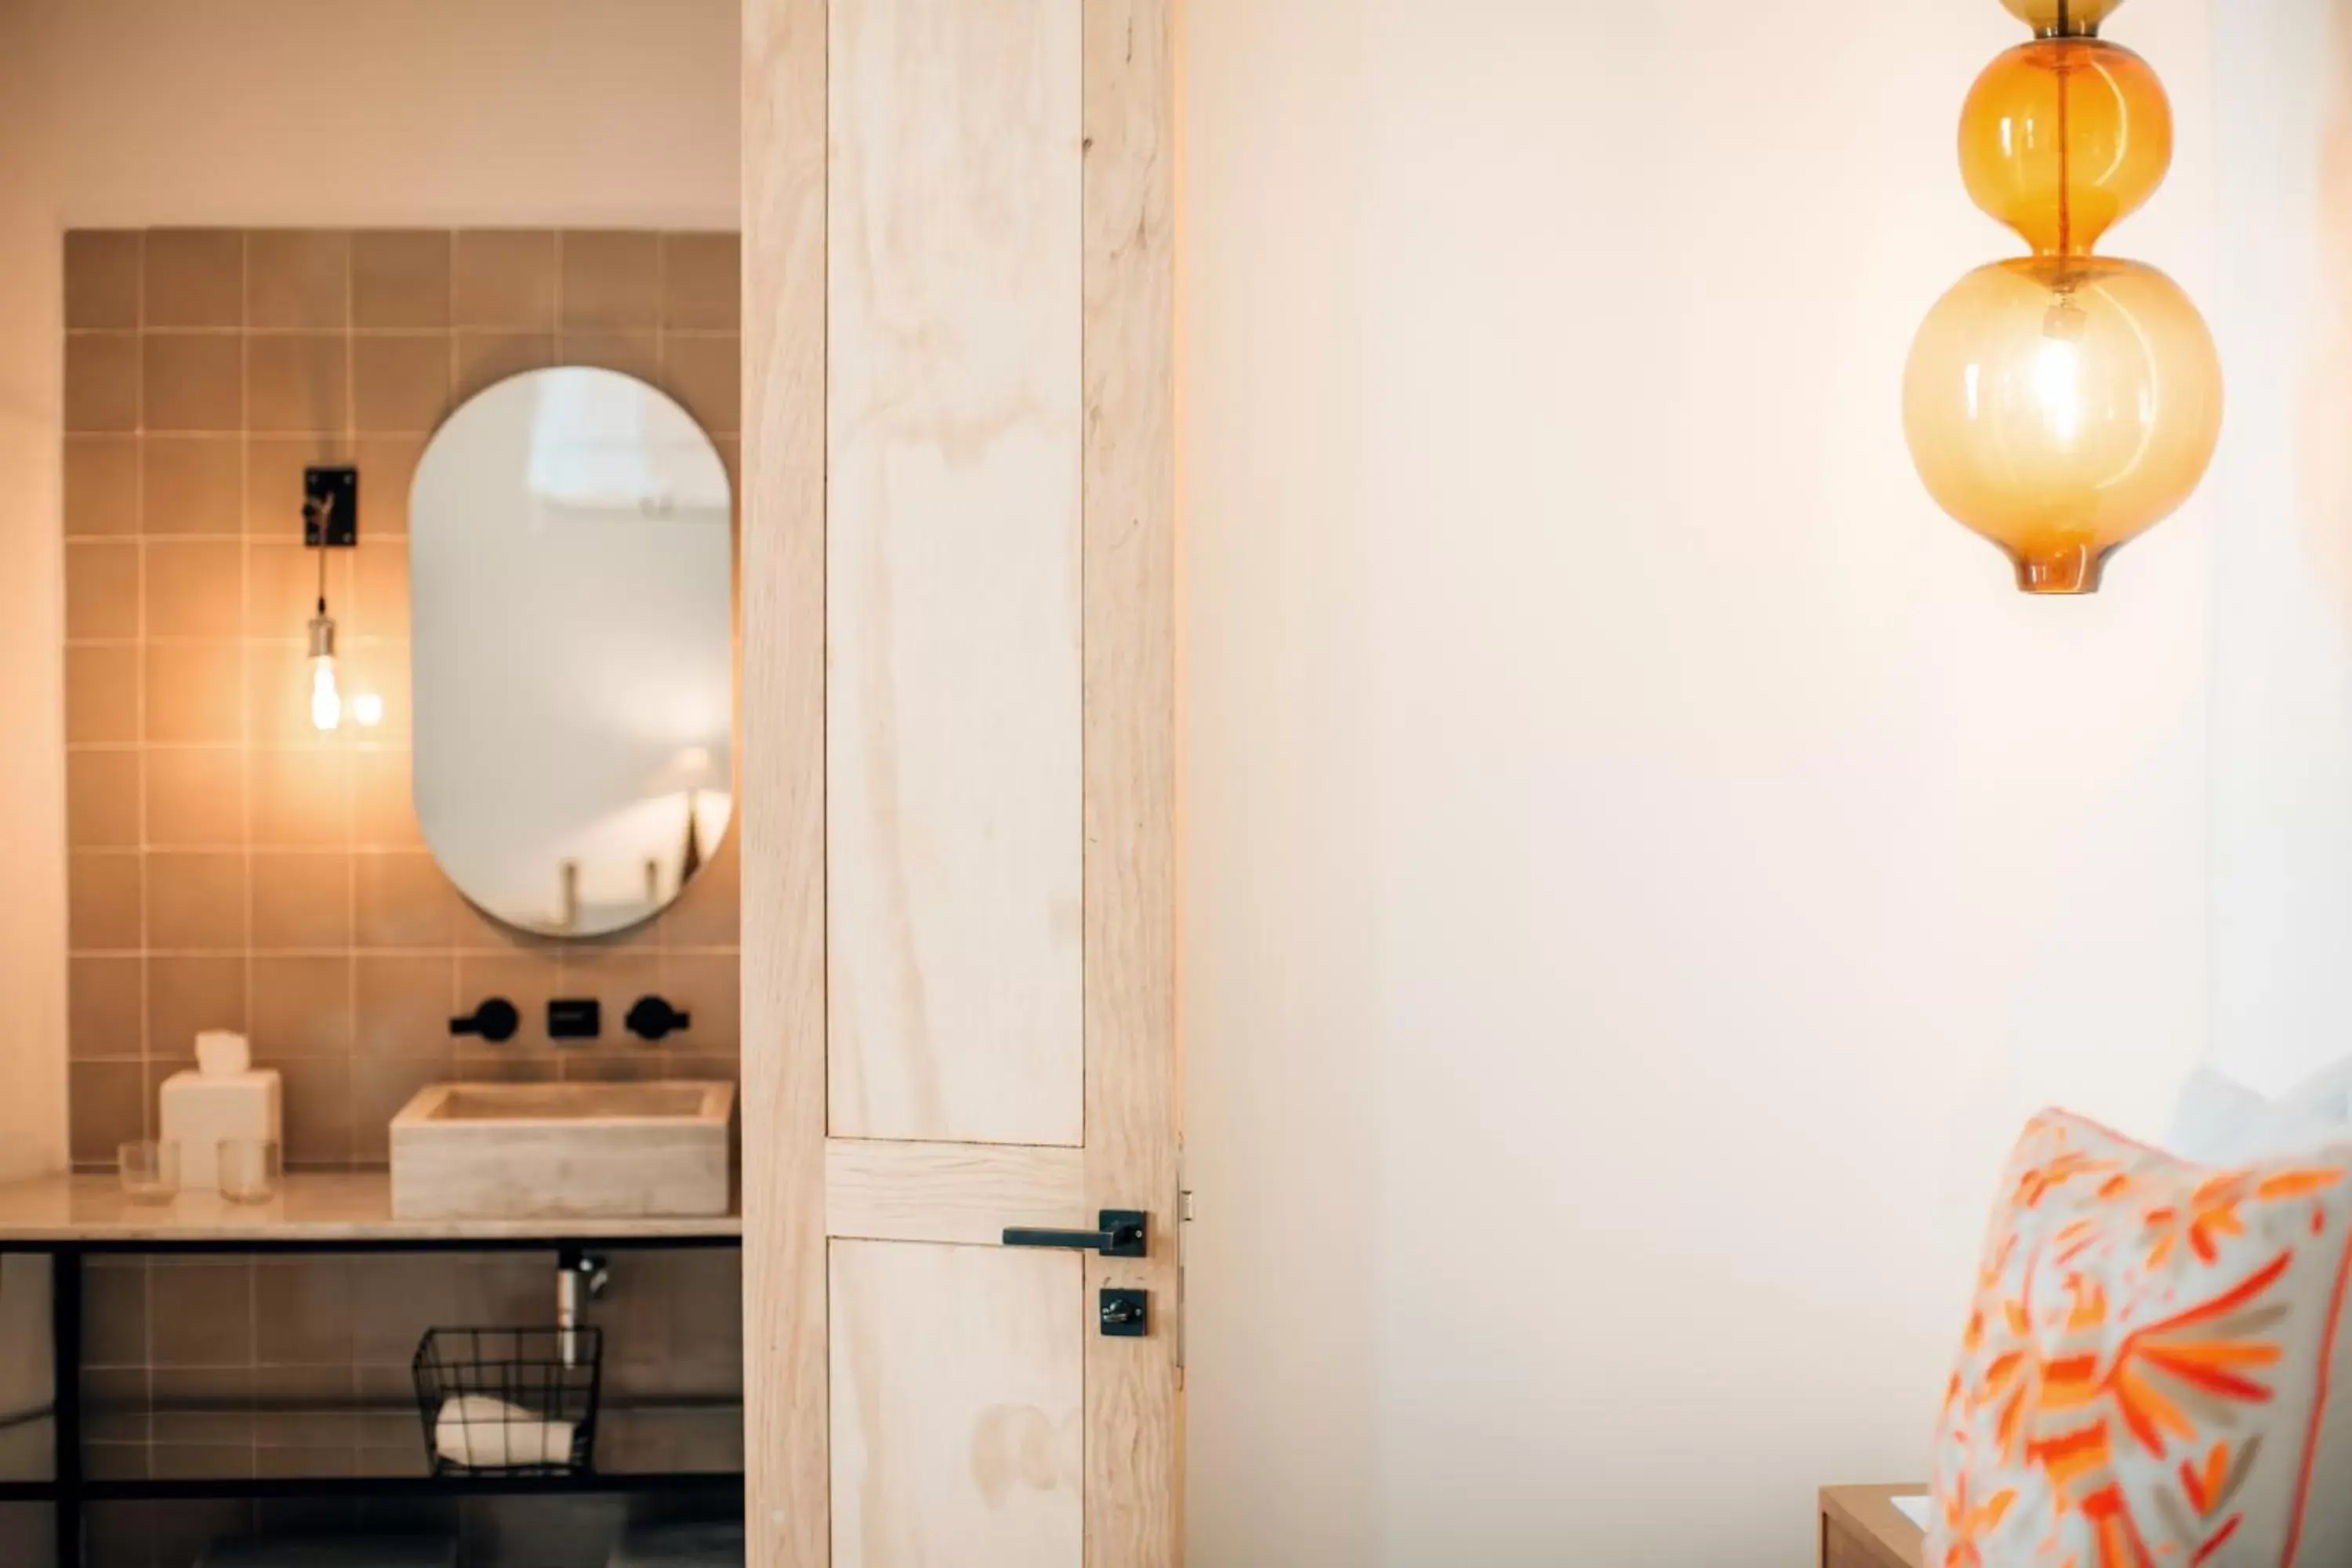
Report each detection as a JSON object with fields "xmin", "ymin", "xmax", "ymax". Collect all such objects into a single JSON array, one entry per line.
[
  {"xmin": 63, "ymin": 1240, "xmax": 744, "ymax": 1564},
  {"xmin": 54, "ymin": 230, "xmax": 746, "ymax": 1567},
  {"xmin": 60, "ymin": 229, "xmax": 743, "ymax": 1171},
  {"xmin": 77, "ymin": 1248, "xmax": 744, "ymax": 1484}
]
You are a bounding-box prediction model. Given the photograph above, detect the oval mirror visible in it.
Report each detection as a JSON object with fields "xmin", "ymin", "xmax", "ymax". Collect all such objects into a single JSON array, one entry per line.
[{"xmin": 410, "ymin": 367, "xmax": 733, "ymax": 938}]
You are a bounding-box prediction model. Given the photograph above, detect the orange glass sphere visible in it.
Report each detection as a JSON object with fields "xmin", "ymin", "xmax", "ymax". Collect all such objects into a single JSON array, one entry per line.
[
  {"xmin": 1904, "ymin": 258, "xmax": 2222, "ymax": 593},
  {"xmin": 1961, "ymin": 40, "xmax": 2171, "ymax": 256},
  {"xmin": 2001, "ymin": 0, "xmax": 2125, "ymax": 36}
]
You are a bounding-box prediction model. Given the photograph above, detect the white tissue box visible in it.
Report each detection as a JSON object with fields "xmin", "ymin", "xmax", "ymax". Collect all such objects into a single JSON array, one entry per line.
[{"xmin": 159, "ymin": 1069, "xmax": 281, "ymax": 1191}]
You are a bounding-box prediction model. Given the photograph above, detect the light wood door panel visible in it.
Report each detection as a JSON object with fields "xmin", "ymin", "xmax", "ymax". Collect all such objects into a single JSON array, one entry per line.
[
  {"xmin": 742, "ymin": 0, "xmax": 1177, "ymax": 1563},
  {"xmin": 830, "ymin": 1240, "xmax": 1085, "ymax": 1567},
  {"xmin": 826, "ymin": 1138, "xmax": 1086, "ymax": 1247},
  {"xmin": 825, "ymin": 0, "xmax": 1087, "ymax": 1149}
]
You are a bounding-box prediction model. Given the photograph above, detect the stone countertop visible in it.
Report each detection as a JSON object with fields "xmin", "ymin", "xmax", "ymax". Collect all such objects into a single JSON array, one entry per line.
[{"xmin": 0, "ymin": 1171, "xmax": 742, "ymax": 1246}]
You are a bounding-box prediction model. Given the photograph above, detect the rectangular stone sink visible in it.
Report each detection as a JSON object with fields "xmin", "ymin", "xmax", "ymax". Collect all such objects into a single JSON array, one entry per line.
[{"xmin": 390, "ymin": 1080, "xmax": 735, "ymax": 1221}]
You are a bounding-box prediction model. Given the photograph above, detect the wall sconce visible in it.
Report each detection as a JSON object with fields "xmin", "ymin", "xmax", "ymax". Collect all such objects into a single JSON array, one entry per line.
[{"xmin": 303, "ymin": 467, "xmax": 358, "ymax": 731}]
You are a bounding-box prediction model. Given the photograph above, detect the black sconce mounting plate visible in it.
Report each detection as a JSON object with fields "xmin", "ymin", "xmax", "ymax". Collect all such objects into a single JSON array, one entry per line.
[{"xmin": 304, "ymin": 466, "xmax": 359, "ymax": 547}]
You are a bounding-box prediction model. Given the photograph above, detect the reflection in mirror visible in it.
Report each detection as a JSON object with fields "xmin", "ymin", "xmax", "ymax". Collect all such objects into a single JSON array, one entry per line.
[{"xmin": 411, "ymin": 367, "xmax": 733, "ymax": 938}]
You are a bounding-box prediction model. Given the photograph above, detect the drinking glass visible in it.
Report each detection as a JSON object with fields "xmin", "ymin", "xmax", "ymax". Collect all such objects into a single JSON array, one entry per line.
[
  {"xmin": 218, "ymin": 1137, "xmax": 282, "ymax": 1204},
  {"xmin": 118, "ymin": 1141, "xmax": 180, "ymax": 1204}
]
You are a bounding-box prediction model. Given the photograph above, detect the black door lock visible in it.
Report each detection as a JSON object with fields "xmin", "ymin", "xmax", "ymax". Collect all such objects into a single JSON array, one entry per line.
[
  {"xmin": 1099, "ymin": 1289, "xmax": 1148, "ymax": 1338},
  {"xmin": 1002, "ymin": 1210, "xmax": 1148, "ymax": 1258}
]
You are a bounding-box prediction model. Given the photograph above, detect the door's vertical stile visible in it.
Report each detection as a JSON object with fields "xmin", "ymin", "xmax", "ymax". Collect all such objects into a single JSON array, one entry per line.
[
  {"xmin": 741, "ymin": 1, "xmax": 830, "ymax": 1566},
  {"xmin": 1082, "ymin": 2, "xmax": 1182, "ymax": 1565}
]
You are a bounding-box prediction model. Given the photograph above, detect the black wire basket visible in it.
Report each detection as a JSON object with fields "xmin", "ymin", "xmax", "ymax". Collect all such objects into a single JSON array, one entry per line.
[{"xmin": 412, "ymin": 1327, "xmax": 602, "ymax": 1477}]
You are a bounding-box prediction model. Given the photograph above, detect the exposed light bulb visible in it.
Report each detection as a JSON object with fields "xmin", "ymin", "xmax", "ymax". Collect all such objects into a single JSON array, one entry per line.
[
  {"xmin": 2031, "ymin": 332, "xmax": 2082, "ymax": 446},
  {"xmin": 307, "ymin": 613, "xmax": 342, "ymax": 732},
  {"xmin": 351, "ymin": 691, "xmax": 384, "ymax": 728},
  {"xmin": 310, "ymin": 655, "xmax": 342, "ymax": 731}
]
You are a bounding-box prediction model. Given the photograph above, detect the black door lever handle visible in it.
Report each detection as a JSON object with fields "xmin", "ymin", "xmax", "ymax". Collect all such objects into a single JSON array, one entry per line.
[{"xmin": 1003, "ymin": 1210, "xmax": 1148, "ymax": 1258}]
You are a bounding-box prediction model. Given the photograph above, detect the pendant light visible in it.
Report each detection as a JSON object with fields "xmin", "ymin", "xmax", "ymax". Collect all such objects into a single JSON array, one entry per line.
[
  {"xmin": 301, "ymin": 466, "xmax": 356, "ymax": 731},
  {"xmin": 1903, "ymin": 0, "xmax": 2223, "ymax": 593}
]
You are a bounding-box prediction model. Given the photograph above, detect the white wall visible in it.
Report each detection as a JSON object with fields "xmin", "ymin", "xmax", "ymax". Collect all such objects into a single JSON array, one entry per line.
[
  {"xmin": 34, "ymin": 0, "xmax": 739, "ymax": 231},
  {"xmin": 2208, "ymin": 1, "xmax": 2352, "ymax": 1095},
  {"xmin": 0, "ymin": 0, "xmax": 738, "ymax": 1182},
  {"xmin": 1182, "ymin": 2, "xmax": 2223, "ymax": 1563}
]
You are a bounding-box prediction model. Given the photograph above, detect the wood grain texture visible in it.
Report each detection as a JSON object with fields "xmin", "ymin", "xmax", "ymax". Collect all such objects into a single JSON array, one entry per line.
[
  {"xmin": 826, "ymin": 1138, "xmax": 1086, "ymax": 1246},
  {"xmin": 1818, "ymin": 1486, "xmax": 1928, "ymax": 1568},
  {"xmin": 1080, "ymin": 2, "xmax": 1182, "ymax": 1564},
  {"xmin": 825, "ymin": 0, "xmax": 1087, "ymax": 1148},
  {"xmin": 742, "ymin": 0, "xmax": 830, "ymax": 1563},
  {"xmin": 831, "ymin": 1239, "xmax": 1084, "ymax": 1567},
  {"xmin": 747, "ymin": 2, "xmax": 1179, "ymax": 1560}
]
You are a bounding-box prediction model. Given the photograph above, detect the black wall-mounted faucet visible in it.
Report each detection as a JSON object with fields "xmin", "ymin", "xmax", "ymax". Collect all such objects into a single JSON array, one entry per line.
[
  {"xmin": 624, "ymin": 996, "xmax": 692, "ymax": 1042},
  {"xmin": 450, "ymin": 997, "xmax": 520, "ymax": 1044}
]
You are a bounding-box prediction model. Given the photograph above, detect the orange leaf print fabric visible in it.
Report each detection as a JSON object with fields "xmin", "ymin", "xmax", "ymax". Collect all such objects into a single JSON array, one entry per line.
[{"xmin": 1929, "ymin": 1112, "xmax": 2352, "ymax": 1568}]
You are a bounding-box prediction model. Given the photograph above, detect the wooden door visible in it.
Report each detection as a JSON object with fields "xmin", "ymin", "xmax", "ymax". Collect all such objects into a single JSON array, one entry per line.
[{"xmin": 739, "ymin": 2, "xmax": 1178, "ymax": 1565}]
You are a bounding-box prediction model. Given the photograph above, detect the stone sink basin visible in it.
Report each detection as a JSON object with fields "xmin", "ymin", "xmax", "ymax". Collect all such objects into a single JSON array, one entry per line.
[{"xmin": 389, "ymin": 1081, "xmax": 735, "ymax": 1221}]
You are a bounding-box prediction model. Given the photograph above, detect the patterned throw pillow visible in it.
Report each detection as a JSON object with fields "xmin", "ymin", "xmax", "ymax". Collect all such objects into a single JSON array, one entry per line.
[{"xmin": 1929, "ymin": 1110, "xmax": 2352, "ymax": 1567}]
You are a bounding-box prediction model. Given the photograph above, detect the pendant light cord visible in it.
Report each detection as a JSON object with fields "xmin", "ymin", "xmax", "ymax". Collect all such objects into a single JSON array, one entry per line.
[
  {"xmin": 315, "ymin": 530, "xmax": 328, "ymax": 619},
  {"xmin": 2056, "ymin": 0, "xmax": 2074, "ymax": 260}
]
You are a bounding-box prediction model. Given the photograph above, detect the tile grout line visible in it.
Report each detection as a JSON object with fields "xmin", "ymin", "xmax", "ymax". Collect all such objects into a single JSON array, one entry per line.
[
  {"xmin": 136, "ymin": 227, "xmax": 158, "ymax": 1434},
  {"xmin": 239, "ymin": 231, "xmax": 260, "ymax": 1193},
  {"xmin": 132, "ymin": 228, "xmax": 152, "ymax": 1153},
  {"xmin": 445, "ymin": 229, "xmax": 465, "ymax": 1099},
  {"xmin": 68, "ymin": 324, "xmax": 739, "ymax": 339},
  {"xmin": 345, "ymin": 229, "xmax": 361, "ymax": 1171}
]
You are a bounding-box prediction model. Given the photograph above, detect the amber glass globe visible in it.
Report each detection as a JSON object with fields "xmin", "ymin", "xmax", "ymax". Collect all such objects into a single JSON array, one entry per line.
[
  {"xmin": 1961, "ymin": 41, "xmax": 2170, "ymax": 256},
  {"xmin": 1903, "ymin": 257, "xmax": 2222, "ymax": 593},
  {"xmin": 1907, "ymin": 0, "xmax": 2219, "ymax": 593}
]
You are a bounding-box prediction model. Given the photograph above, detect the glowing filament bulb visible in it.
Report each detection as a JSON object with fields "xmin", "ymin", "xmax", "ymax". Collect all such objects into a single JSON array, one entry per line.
[
  {"xmin": 307, "ymin": 613, "xmax": 342, "ymax": 732},
  {"xmin": 2032, "ymin": 335, "xmax": 2082, "ymax": 445}
]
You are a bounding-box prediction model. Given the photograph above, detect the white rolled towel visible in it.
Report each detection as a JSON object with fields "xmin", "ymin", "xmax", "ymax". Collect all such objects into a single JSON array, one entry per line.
[{"xmin": 433, "ymin": 1394, "xmax": 576, "ymax": 1468}]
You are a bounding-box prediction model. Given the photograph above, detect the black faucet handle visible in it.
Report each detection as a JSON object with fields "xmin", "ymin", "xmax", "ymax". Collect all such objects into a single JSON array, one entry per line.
[
  {"xmin": 450, "ymin": 997, "xmax": 520, "ymax": 1044},
  {"xmin": 624, "ymin": 995, "xmax": 692, "ymax": 1043}
]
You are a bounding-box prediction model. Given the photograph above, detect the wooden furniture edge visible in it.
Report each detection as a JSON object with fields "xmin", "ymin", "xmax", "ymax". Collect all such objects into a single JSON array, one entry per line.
[{"xmin": 1820, "ymin": 1484, "xmax": 1927, "ymax": 1568}]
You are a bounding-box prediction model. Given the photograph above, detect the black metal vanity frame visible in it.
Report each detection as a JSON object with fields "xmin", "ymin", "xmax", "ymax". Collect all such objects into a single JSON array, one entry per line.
[{"xmin": 0, "ymin": 1230, "xmax": 745, "ymax": 1568}]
